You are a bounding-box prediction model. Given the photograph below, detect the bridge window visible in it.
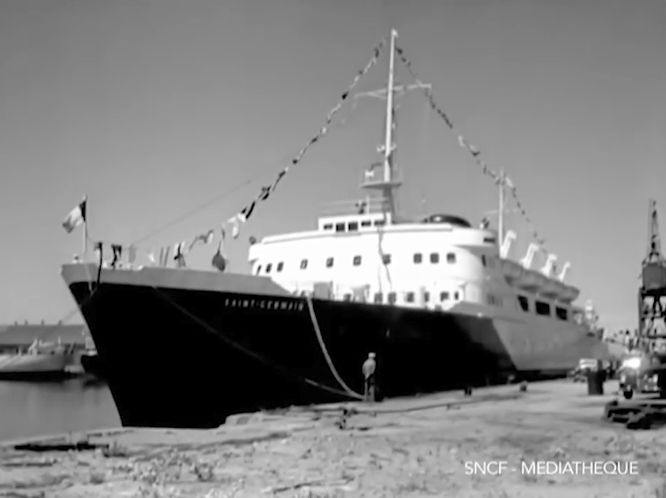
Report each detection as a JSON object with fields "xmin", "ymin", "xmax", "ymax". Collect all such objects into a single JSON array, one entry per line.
[
  {"xmin": 276, "ymin": 262, "xmax": 284, "ymax": 272},
  {"xmin": 481, "ymin": 255, "xmax": 487, "ymax": 267},
  {"xmin": 387, "ymin": 292, "xmax": 397, "ymax": 304},
  {"xmin": 326, "ymin": 257, "xmax": 334, "ymax": 268},
  {"xmin": 374, "ymin": 220, "xmax": 386, "ymax": 227},
  {"xmin": 256, "ymin": 265, "xmax": 262, "ymax": 275},
  {"xmin": 361, "ymin": 220, "xmax": 372, "ymax": 227},
  {"xmin": 424, "ymin": 292, "xmax": 430, "ymax": 302},
  {"xmin": 373, "ymin": 293, "xmax": 383, "ymax": 304},
  {"xmin": 265, "ymin": 263, "xmax": 272, "ymax": 273},
  {"xmin": 430, "ymin": 253, "xmax": 439, "ymax": 263},
  {"xmin": 353, "ymin": 255, "xmax": 362, "ymax": 266},
  {"xmin": 440, "ymin": 291, "xmax": 450, "ymax": 301},
  {"xmin": 323, "ymin": 223, "xmax": 333, "ymax": 231},
  {"xmin": 535, "ymin": 301, "xmax": 551, "ymax": 316},
  {"xmin": 483, "ymin": 237, "xmax": 496, "ymax": 244},
  {"xmin": 413, "ymin": 253, "xmax": 422, "ymax": 264},
  {"xmin": 382, "ymin": 254, "xmax": 391, "ymax": 265},
  {"xmin": 447, "ymin": 252, "xmax": 456, "ymax": 264},
  {"xmin": 454, "ymin": 291, "xmax": 460, "ymax": 300},
  {"xmin": 555, "ymin": 306, "xmax": 568, "ymax": 321},
  {"xmin": 518, "ymin": 295, "xmax": 529, "ymax": 312},
  {"xmin": 348, "ymin": 222, "xmax": 359, "ymax": 232},
  {"xmin": 335, "ymin": 223, "xmax": 345, "ymax": 232},
  {"xmin": 405, "ymin": 292, "xmax": 415, "ymax": 303},
  {"xmin": 300, "ymin": 259, "xmax": 308, "ymax": 270}
]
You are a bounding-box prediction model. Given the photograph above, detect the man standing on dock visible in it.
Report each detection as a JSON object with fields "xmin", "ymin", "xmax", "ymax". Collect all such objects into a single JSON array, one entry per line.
[{"xmin": 363, "ymin": 352, "xmax": 377, "ymax": 402}]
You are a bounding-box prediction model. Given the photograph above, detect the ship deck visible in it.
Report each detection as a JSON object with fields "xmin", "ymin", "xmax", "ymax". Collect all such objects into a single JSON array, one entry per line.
[{"xmin": 1, "ymin": 379, "xmax": 665, "ymax": 497}]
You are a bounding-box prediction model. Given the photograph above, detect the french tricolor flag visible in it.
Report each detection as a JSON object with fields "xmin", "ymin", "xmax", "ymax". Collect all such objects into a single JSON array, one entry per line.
[{"xmin": 62, "ymin": 197, "xmax": 87, "ymax": 233}]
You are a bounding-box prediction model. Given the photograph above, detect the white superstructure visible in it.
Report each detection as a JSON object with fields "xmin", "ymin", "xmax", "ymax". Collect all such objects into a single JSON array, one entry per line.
[{"xmin": 246, "ymin": 28, "xmax": 588, "ymax": 350}]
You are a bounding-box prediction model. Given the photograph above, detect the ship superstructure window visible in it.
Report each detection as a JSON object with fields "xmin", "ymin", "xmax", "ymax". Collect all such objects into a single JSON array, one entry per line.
[
  {"xmin": 335, "ymin": 223, "xmax": 345, "ymax": 232},
  {"xmin": 447, "ymin": 252, "xmax": 456, "ymax": 264},
  {"xmin": 430, "ymin": 253, "xmax": 439, "ymax": 263},
  {"xmin": 413, "ymin": 253, "xmax": 422, "ymax": 264},
  {"xmin": 535, "ymin": 301, "xmax": 551, "ymax": 316},
  {"xmin": 361, "ymin": 220, "xmax": 372, "ymax": 227},
  {"xmin": 424, "ymin": 292, "xmax": 430, "ymax": 302},
  {"xmin": 277, "ymin": 262, "xmax": 284, "ymax": 272},
  {"xmin": 265, "ymin": 263, "xmax": 272, "ymax": 273},
  {"xmin": 440, "ymin": 291, "xmax": 450, "ymax": 302},
  {"xmin": 353, "ymin": 255, "xmax": 362, "ymax": 266},
  {"xmin": 256, "ymin": 265, "xmax": 262, "ymax": 275},
  {"xmin": 373, "ymin": 293, "xmax": 383, "ymax": 304},
  {"xmin": 374, "ymin": 220, "xmax": 386, "ymax": 227},
  {"xmin": 300, "ymin": 259, "xmax": 308, "ymax": 270},
  {"xmin": 382, "ymin": 254, "xmax": 391, "ymax": 264},
  {"xmin": 343, "ymin": 293, "xmax": 352, "ymax": 301},
  {"xmin": 555, "ymin": 306, "xmax": 568, "ymax": 321},
  {"xmin": 348, "ymin": 222, "xmax": 359, "ymax": 231},
  {"xmin": 323, "ymin": 223, "xmax": 333, "ymax": 231},
  {"xmin": 518, "ymin": 295, "xmax": 529, "ymax": 312},
  {"xmin": 454, "ymin": 291, "xmax": 460, "ymax": 300},
  {"xmin": 405, "ymin": 292, "xmax": 415, "ymax": 303},
  {"xmin": 481, "ymin": 255, "xmax": 487, "ymax": 267},
  {"xmin": 387, "ymin": 292, "xmax": 397, "ymax": 304},
  {"xmin": 326, "ymin": 257, "xmax": 334, "ymax": 268}
]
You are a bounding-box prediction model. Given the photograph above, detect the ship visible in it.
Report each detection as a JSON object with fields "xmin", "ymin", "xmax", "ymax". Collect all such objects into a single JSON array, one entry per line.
[
  {"xmin": 61, "ymin": 29, "xmax": 609, "ymax": 428},
  {"xmin": 0, "ymin": 338, "xmax": 73, "ymax": 380}
]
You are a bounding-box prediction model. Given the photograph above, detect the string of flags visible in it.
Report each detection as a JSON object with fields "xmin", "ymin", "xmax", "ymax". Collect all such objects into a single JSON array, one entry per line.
[
  {"xmin": 62, "ymin": 34, "xmax": 552, "ymax": 269},
  {"xmin": 60, "ymin": 38, "xmax": 387, "ymax": 271},
  {"xmin": 225, "ymin": 36, "xmax": 388, "ymax": 241},
  {"xmin": 395, "ymin": 45, "xmax": 548, "ymax": 249}
]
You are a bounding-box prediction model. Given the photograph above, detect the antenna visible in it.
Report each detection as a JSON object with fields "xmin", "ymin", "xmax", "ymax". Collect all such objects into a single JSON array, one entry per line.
[{"xmin": 357, "ymin": 28, "xmax": 431, "ymax": 222}]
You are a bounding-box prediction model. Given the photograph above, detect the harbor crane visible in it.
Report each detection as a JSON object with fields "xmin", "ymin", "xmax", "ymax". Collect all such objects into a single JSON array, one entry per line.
[{"xmin": 618, "ymin": 200, "xmax": 666, "ymax": 399}]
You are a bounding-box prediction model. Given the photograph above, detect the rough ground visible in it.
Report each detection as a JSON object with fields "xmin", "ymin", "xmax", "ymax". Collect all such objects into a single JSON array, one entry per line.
[{"xmin": 1, "ymin": 380, "xmax": 666, "ymax": 497}]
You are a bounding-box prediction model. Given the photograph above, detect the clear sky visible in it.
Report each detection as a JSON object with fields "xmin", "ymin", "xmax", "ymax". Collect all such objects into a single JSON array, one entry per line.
[{"xmin": 0, "ymin": 0, "xmax": 664, "ymax": 331}]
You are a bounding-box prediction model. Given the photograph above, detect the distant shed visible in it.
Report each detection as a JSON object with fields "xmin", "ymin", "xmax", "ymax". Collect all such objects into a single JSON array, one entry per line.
[{"xmin": 0, "ymin": 323, "xmax": 88, "ymax": 350}]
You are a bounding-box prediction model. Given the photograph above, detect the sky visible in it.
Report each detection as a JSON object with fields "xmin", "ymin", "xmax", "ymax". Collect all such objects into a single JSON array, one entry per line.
[{"xmin": 0, "ymin": 0, "xmax": 664, "ymax": 331}]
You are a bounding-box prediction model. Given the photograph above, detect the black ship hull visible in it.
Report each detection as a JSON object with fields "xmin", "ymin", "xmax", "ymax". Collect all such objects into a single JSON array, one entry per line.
[{"xmin": 63, "ymin": 265, "xmax": 520, "ymax": 428}]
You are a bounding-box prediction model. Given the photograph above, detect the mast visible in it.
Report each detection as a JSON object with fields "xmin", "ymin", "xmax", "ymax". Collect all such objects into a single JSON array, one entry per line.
[
  {"xmin": 498, "ymin": 169, "xmax": 504, "ymax": 248},
  {"xmin": 383, "ymin": 28, "xmax": 397, "ymax": 186},
  {"xmin": 359, "ymin": 28, "xmax": 403, "ymax": 222},
  {"xmin": 358, "ymin": 28, "xmax": 430, "ymax": 221}
]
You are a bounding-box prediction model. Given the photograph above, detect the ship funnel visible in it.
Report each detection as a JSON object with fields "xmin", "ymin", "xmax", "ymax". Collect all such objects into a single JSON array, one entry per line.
[
  {"xmin": 520, "ymin": 243, "xmax": 540, "ymax": 269},
  {"xmin": 558, "ymin": 262, "xmax": 571, "ymax": 282},
  {"xmin": 500, "ymin": 230, "xmax": 517, "ymax": 259},
  {"xmin": 541, "ymin": 254, "xmax": 558, "ymax": 277}
]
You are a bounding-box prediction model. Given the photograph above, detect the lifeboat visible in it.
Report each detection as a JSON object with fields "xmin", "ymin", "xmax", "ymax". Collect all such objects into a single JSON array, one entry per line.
[
  {"xmin": 559, "ymin": 285, "xmax": 580, "ymax": 303},
  {"xmin": 500, "ymin": 259, "xmax": 524, "ymax": 285},
  {"xmin": 516, "ymin": 269, "xmax": 543, "ymax": 292},
  {"xmin": 538, "ymin": 277, "xmax": 564, "ymax": 299}
]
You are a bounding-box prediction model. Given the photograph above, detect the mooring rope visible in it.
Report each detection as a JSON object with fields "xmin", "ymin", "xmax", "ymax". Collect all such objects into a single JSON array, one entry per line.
[
  {"xmin": 305, "ymin": 295, "xmax": 364, "ymax": 400},
  {"xmin": 148, "ymin": 284, "xmax": 361, "ymax": 400}
]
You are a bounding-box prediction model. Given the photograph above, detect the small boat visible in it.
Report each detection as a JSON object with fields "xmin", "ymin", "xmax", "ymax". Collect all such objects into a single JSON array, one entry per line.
[{"xmin": 0, "ymin": 339, "xmax": 73, "ymax": 380}]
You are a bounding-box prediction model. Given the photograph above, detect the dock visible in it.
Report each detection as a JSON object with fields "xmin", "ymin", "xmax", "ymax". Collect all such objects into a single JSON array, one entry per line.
[{"xmin": 1, "ymin": 380, "xmax": 665, "ymax": 497}]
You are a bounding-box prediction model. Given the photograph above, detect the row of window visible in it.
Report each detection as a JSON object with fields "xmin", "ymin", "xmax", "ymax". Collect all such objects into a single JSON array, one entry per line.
[
  {"xmin": 370, "ymin": 290, "xmax": 460, "ymax": 304},
  {"xmin": 322, "ymin": 220, "xmax": 386, "ymax": 232},
  {"xmin": 518, "ymin": 295, "xmax": 568, "ymax": 321},
  {"xmin": 257, "ymin": 252, "xmax": 459, "ymax": 274}
]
